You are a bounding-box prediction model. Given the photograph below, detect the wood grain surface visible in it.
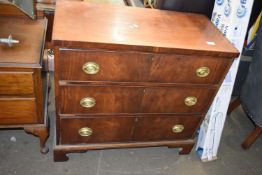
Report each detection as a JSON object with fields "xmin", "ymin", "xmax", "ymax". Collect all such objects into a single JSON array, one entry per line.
[
  {"xmin": 59, "ymin": 49, "xmax": 232, "ymax": 84},
  {"xmin": 133, "ymin": 115, "xmax": 202, "ymax": 141},
  {"xmin": 53, "ymin": 1, "xmax": 239, "ymax": 57},
  {"xmin": 0, "ymin": 98, "xmax": 37, "ymax": 124},
  {"xmin": 60, "ymin": 85, "xmax": 216, "ymax": 114},
  {"xmin": 60, "ymin": 116, "xmax": 135, "ymax": 144},
  {"xmin": 60, "ymin": 115, "xmax": 202, "ymax": 144},
  {"xmin": 0, "ymin": 3, "xmax": 27, "ymax": 18},
  {"xmin": 0, "ymin": 72, "xmax": 34, "ymax": 95},
  {"xmin": 0, "ymin": 17, "xmax": 46, "ymax": 66}
]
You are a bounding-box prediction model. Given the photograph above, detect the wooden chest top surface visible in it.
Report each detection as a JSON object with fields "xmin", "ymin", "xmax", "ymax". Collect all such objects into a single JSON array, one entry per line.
[
  {"xmin": 52, "ymin": 0, "xmax": 238, "ymax": 57},
  {"xmin": 0, "ymin": 16, "xmax": 46, "ymax": 66}
]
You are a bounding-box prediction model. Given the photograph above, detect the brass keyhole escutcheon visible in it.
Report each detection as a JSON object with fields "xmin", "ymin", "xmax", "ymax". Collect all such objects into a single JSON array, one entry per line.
[
  {"xmin": 172, "ymin": 125, "xmax": 184, "ymax": 133},
  {"xmin": 82, "ymin": 62, "xmax": 100, "ymax": 75},
  {"xmin": 184, "ymin": 96, "xmax": 197, "ymax": 106},
  {"xmin": 79, "ymin": 127, "xmax": 93, "ymax": 137},
  {"xmin": 196, "ymin": 67, "xmax": 210, "ymax": 77},
  {"xmin": 80, "ymin": 97, "xmax": 96, "ymax": 108}
]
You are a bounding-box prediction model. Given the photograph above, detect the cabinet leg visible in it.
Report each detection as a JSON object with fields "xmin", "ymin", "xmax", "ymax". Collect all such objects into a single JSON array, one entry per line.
[
  {"xmin": 24, "ymin": 120, "xmax": 50, "ymax": 154},
  {"xmin": 178, "ymin": 144, "xmax": 194, "ymax": 155},
  {"xmin": 168, "ymin": 142, "xmax": 194, "ymax": 155},
  {"xmin": 53, "ymin": 149, "xmax": 87, "ymax": 162},
  {"xmin": 53, "ymin": 149, "xmax": 69, "ymax": 162}
]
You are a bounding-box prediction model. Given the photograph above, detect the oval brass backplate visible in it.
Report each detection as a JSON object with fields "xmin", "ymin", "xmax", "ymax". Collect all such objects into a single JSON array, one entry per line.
[
  {"xmin": 184, "ymin": 96, "xmax": 197, "ymax": 106},
  {"xmin": 80, "ymin": 97, "xmax": 96, "ymax": 108},
  {"xmin": 79, "ymin": 127, "xmax": 93, "ymax": 137},
  {"xmin": 196, "ymin": 67, "xmax": 210, "ymax": 77},
  {"xmin": 172, "ymin": 125, "xmax": 184, "ymax": 133},
  {"xmin": 82, "ymin": 62, "xmax": 100, "ymax": 75}
]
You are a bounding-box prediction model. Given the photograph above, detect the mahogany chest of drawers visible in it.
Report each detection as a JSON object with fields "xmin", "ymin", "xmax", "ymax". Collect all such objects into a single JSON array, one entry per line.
[
  {"xmin": 52, "ymin": 1, "xmax": 239, "ymax": 161},
  {"xmin": 0, "ymin": 16, "xmax": 49, "ymax": 153}
]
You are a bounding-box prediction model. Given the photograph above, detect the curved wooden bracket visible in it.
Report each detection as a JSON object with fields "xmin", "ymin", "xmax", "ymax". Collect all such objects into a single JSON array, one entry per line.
[{"xmin": 24, "ymin": 118, "xmax": 50, "ymax": 154}]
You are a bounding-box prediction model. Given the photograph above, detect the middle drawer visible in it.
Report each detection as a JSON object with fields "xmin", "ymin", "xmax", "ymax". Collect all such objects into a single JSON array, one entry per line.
[{"xmin": 60, "ymin": 85, "xmax": 216, "ymax": 114}]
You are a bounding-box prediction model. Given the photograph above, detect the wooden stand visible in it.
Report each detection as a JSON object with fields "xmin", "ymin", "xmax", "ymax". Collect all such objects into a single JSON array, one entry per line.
[{"xmin": 53, "ymin": 139, "xmax": 195, "ymax": 162}]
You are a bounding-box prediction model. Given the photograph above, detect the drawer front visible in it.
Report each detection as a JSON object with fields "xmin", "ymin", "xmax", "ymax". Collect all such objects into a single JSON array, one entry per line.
[
  {"xmin": 0, "ymin": 72, "xmax": 34, "ymax": 95},
  {"xmin": 59, "ymin": 50, "xmax": 231, "ymax": 84},
  {"xmin": 0, "ymin": 99, "xmax": 37, "ymax": 124},
  {"xmin": 60, "ymin": 86, "xmax": 216, "ymax": 114},
  {"xmin": 60, "ymin": 117, "xmax": 135, "ymax": 144},
  {"xmin": 60, "ymin": 115, "xmax": 202, "ymax": 144},
  {"xmin": 133, "ymin": 115, "xmax": 202, "ymax": 141}
]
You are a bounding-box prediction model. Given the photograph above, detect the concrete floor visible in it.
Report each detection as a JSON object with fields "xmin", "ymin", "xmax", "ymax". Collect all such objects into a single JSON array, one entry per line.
[{"xmin": 0, "ymin": 74, "xmax": 262, "ymax": 175}]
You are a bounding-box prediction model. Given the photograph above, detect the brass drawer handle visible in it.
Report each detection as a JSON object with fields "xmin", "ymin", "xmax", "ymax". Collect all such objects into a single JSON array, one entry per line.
[
  {"xmin": 196, "ymin": 67, "xmax": 210, "ymax": 77},
  {"xmin": 172, "ymin": 124, "xmax": 184, "ymax": 133},
  {"xmin": 80, "ymin": 97, "xmax": 96, "ymax": 108},
  {"xmin": 79, "ymin": 127, "xmax": 93, "ymax": 137},
  {"xmin": 184, "ymin": 96, "xmax": 197, "ymax": 106},
  {"xmin": 82, "ymin": 62, "xmax": 100, "ymax": 75}
]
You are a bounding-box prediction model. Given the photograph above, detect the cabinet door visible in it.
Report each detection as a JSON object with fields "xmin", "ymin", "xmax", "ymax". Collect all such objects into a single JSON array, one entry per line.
[
  {"xmin": 133, "ymin": 115, "xmax": 202, "ymax": 141},
  {"xmin": 60, "ymin": 116, "xmax": 135, "ymax": 144}
]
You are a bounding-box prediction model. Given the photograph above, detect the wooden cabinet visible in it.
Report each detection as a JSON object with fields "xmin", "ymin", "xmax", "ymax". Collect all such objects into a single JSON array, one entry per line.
[
  {"xmin": 0, "ymin": 16, "xmax": 49, "ymax": 153},
  {"xmin": 52, "ymin": 1, "xmax": 239, "ymax": 161}
]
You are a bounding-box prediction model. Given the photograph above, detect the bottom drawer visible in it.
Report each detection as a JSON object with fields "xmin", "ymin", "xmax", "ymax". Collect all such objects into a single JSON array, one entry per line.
[
  {"xmin": 60, "ymin": 117, "xmax": 135, "ymax": 144},
  {"xmin": 60, "ymin": 115, "xmax": 202, "ymax": 145},
  {"xmin": 0, "ymin": 99, "xmax": 37, "ymax": 124}
]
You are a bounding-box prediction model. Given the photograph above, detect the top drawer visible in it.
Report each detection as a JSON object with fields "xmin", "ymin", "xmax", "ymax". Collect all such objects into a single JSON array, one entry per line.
[
  {"xmin": 59, "ymin": 49, "xmax": 232, "ymax": 84},
  {"xmin": 0, "ymin": 72, "xmax": 34, "ymax": 95}
]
